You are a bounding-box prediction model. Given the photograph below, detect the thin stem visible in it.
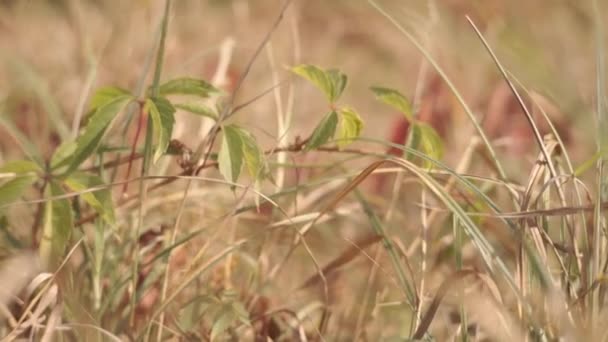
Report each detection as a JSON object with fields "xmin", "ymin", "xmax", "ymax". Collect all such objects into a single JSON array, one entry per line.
[
  {"xmin": 129, "ymin": 0, "xmax": 172, "ymax": 331},
  {"xmin": 121, "ymin": 103, "xmax": 146, "ymax": 195}
]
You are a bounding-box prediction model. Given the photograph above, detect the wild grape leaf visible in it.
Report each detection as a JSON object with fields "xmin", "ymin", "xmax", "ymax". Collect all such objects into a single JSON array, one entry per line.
[
  {"xmin": 292, "ymin": 65, "xmax": 348, "ymax": 103},
  {"xmin": 0, "ymin": 176, "xmax": 37, "ymax": 210},
  {"xmin": 89, "ymin": 86, "xmax": 132, "ymax": 112},
  {"xmin": 327, "ymin": 69, "xmax": 348, "ymax": 102},
  {"xmin": 69, "ymin": 95, "xmax": 133, "ymax": 173},
  {"xmin": 50, "ymin": 140, "xmax": 77, "ymax": 171},
  {"xmin": 408, "ymin": 122, "xmax": 444, "ymax": 168},
  {"xmin": 0, "ymin": 160, "xmax": 42, "ymax": 174},
  {"xmin": 218, "ymin": 125, "xmax": 243, "ymax": 184},
  {"xmin": 371, "ymin": 86, "xmax": 414, "ymax": 121},
  {"xmin": 174, "ymin": 103, "xmax": 218, "ymax": 121},
  {"xmin": 0, "ymin": 160, "xmax": 40, "ymax": 210},
  {"xmin": 306, "ymin": 111, "xmax": 338, "ymax": 151},
  {"xmin": 337, "ymin": 107, "xmax": 363, "ymax": 148},
  {"xmin": 158, "ymin": 77, "xmax": 220, "ymax": 98},
  {"xmin": 238, "ymin": 128, "xmax": 266, "ymax": 180},
  {"xmin": 146, "ymin": 96, "xmax": 176, "ymax": 162}
]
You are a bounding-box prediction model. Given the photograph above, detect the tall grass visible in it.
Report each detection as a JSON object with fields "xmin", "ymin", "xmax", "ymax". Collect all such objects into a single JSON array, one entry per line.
[{"xmin": 0, "ymin": 1, "xmax": 606, "ymax": 341}]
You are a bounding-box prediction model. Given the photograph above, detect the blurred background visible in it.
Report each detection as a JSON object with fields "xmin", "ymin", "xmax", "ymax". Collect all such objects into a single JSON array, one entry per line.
[{"xmin": 0, "ymin": 0, "xmax": 601, "ymax": 163}]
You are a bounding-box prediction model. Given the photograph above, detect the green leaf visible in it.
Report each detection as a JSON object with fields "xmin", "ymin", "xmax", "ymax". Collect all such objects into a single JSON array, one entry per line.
[
  {"xmin": 407, "ymin": 122, "xmax": 444, "ymax": 168},
  {"xmin": 89, "ymin": 86, "xmax": 132, "ymax": 112},
  {"xmin": 50, "ymin": 140, "xmax": 77, "ymax": 171},
  {"xmin": 158, "ymin": 77, "xmax": 220, "ymax": 98},
  {"xmin": 218, "ymin": 125, "xmax": 243, "ymax": 184},
  {"xmin": 69, "ymin": 95, "xmax": 133, "ymax": 173},
  {"xmin": 337, "ymin": 107, "xmax": 363, "ymax": 148},
  {"xmin": 292, "ymin": 64, "xmax": 347, "ymax": 103},
  {"xmin": 0, "ymin": 160, "xmax": 40, "ymax": 210},
  {"xmin": 174, "ymin": 103, "xmax": 218, "ymax": 121},
  {"xmin": 371, "ymin": 86, "xmax": 414, "ymax": 121},
  {"xmin": 39, "ymin": 181, "xmax": 74, "ymax": 269},
  {"xmin": 146, "ymin": 97, "xmax": 176, "ymax": 163},
  {"xmin": 238, "ymin": 128, "xmax": 266, "ymax": 180},
  {"xmin": 0, "ymin": 175, "xmax": 37, "ymax": 210},
  {"xmin": 0, "ymin": 160, "xmax": 42, "ymax": 174},
  {"xmin": 64, "ymin": 172, "xmax": 115, "ymax": 224},
  {"xmin": 574, "ymin": 150, "xmax": 608, "ymax": 176},
  {"xmin": 327, "ymin": 69, "xmax": 348, "ymax": 102},
  {"xmin": 306, "ymin": 111, "xmax": 338, "ymax": 151}
]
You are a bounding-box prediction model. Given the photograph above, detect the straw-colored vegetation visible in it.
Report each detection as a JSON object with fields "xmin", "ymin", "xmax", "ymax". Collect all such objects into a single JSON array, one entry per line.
[{"xmin": 0, "ymin": 0, "xmax": 606, "ymax": 340}]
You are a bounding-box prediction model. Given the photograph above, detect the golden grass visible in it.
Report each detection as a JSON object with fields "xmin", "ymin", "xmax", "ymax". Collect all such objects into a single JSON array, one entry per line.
[{"xmin": 0, "ymin": 0, "xmax": 605, "ymax": 340}]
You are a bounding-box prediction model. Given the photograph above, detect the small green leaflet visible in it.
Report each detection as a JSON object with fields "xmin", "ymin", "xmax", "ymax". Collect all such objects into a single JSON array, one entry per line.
[
  {"xmin": 50, "ymin": 139, "xmax": 77, "ymax": 171},
  {"xmin": 371, "ymin": 86, "xmax": 414, "ymax": 121},
  {"xmin": 69, "ymin": 94, "xmax": 133, "ymax": 174},
  {"xmin": 158, "ymin": 77, "xmax": 220, "ymax": 98},
  {"xmin": 64, "ymin": 172, "xmax": 115, "ymax": 224},
  {"xmin": 146, "ymin": 97, "xmax": 176, "ymax": 162},
  {"xmin": 39, "ymin": 181, "xmax": 74, "ymax": 269},
  {"xmin": 371, "ymin": 86, "xmax": 443, "ymax": 164},
  {"xmin": 337, "ymin": 107, "xmax": 363, "ymax": 148},
  {"xmin": 218, "ymin": 125, "xmax": 267, "ymax": 184},
  {"xmin": 239, "ymin": 129, "xmax": 266, "ymax": 179},
  {"xmin": 0, "ymin": 175, "xmax": 37, "ymax": 210},
  {"xmin": 407, "ymin": 122, "xmax": 444, "ymax": 168},
  {"xmin": 306, "ymin": 111, "xmax": 338, "ymax": 151},
  {"xmin": 218, "ymin": 125, "xmax": 244, "ymax": 184},
  {"xmin": 88, "ymin": 86, "xmax": 132, "ymax": 113},
  {"xmin": 291, "ymin": 64, "xmax": 347, "ymax": 103},
  {"xmin": 174, "ymin": 103, "xmax": 218, "ymax": 121},
  {"xmin": 326, "ymin": 69, "xmax": 348, "ymax": 103},
  {"xmin": 0, "ymin": 160, "xmax": 40, "ymax": 210},
  {"xmin": 0, "ymin": 160, "xmax": 42, "ymax": 174}
]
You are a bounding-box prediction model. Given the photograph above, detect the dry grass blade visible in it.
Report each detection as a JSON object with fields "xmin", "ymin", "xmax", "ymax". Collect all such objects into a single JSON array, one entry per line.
[
  {"xmin": 269, "ymin": 161, "xmax": 384, "ymax": 279},
  {"xmin": 388, "ymin": 157, "xmax": 507, "ymax": 278},
  {"xmin": 519, "ymin": 139, "xmax": 560, "ymax": 265},
  {"xmin": 39, "ymin": 301, "xmax": 62, "ymax": 342},
  {"xmin": 465, "ymin": 201, "xmax": 607, "ymax": 219},
  {"xmin": 309, "ymin": 160, "xmax": 385, "ymax": 229},
  {"xmin": 412, "ymin": 270, "xmax": 476, "ymax": 339},
  {"xmin": 297, "ymin": 234, "xmax": 382, "ymax": 290},
  {"xmin": 466, "ymin": 17, "xmax": 558, "ymax": 176},
  {"xmin": 355, "ymin": 188, "xmax": 418, "ymax": 308},
  {"xmin": 5, "ymin": 239, "xmax": 82, "ymax": 341},
  {"xmin": 466, "ymin": 16, "xmax": 583, "ymax": 281}
]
